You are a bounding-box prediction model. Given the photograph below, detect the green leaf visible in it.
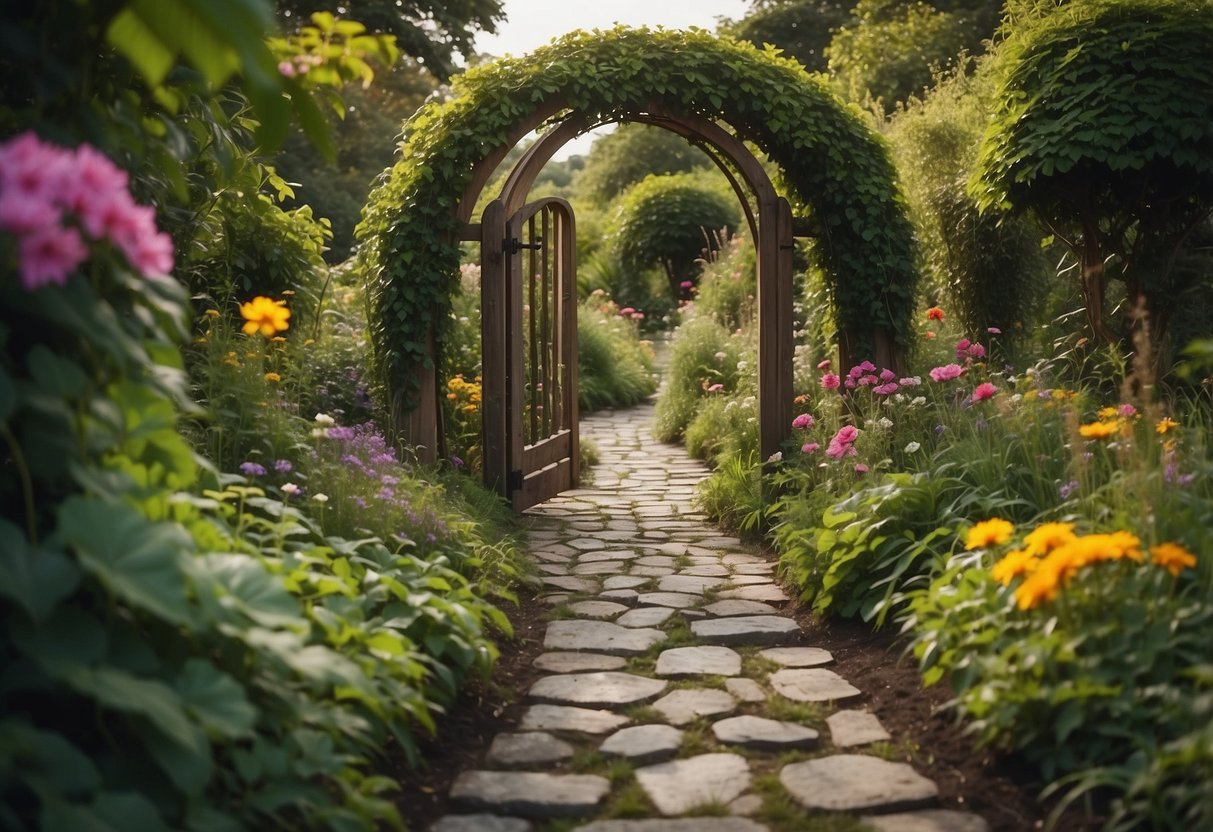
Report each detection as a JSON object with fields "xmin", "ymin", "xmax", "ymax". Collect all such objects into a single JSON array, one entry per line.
[
  {"xmin": 58, "ymin": 497, "xmax": 192, "ymax": 626},
  {"xmin": 0, "ymin": 722, "xmax": 101, "ymax": 797},
  {"xmin": 105, "ymin": 8, "xmax": 176, "ymax": 88},
  {"xmin": 92, "ymin": 792, "xmax": 172, "ymax": 832},
  {"xmin": 176, "ymin": 659, "xmax": 257, "ymax": 739},
  {"xmin": 0, "ymin": 520, "xmax": 80, "ymax": 623},
  {"xmin": 28, "ymin": 346, "xmax": 90, "ymax": 398},
  {"xmin": 193, "ymin": 554, "xmax": 305, "ymax": 629}
]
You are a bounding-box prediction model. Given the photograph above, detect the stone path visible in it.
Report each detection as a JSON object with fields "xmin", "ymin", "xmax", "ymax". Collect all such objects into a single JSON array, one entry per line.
[{"xmin": 431, "ymin": 402, "xmax": 989, "ymax": 832}]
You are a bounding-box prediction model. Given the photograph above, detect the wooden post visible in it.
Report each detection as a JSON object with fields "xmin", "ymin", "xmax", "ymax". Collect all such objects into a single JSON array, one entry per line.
[
  {"xmin": 480, "ymin": 200, "xmax": 508, "ymax": 497},
  {"xmin": 758, "ymin": 196, "xmax": 795, "ymax": 466}
]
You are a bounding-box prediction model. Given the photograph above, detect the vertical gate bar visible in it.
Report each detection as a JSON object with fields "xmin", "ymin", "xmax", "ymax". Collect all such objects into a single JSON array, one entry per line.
[
  {"xmin": 550, "ymin": 209, "xmax": 564, "ymax": 433},
  {"xmin": 563, "ymin": 204, "xmax": 580, "ymax": 487},
  {"xmin": 479, "ymin": 200, "xmax": 507, "ymax": 497},
  {"xmin": 540, "ymin": 207, "xmax": 551, "ymax": 438},
  {"xmin": 527, "ymin": 214, "xmax": 539, "ymax": 444},
  {"xmin": 757, "ymin": 192, "xmax": 794, "ymax": 466},
  {"xmin": 506, "ymin": 212, "xmax": 526, "ymax": 509}
]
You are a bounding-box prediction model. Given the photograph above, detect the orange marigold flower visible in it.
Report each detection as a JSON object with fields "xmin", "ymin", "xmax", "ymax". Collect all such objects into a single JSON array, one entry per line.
[
  {"xmin": 1150, "ymin": 542, "xmax": 1196, "ymax": 576},
  {"xmin": 1155, "ymin": 417, "xmax": 1180, "ymax": 434},
  {"xmin": 1015, "ymin": 556, "xmax": 1067, "ymax": 610},
  {"xmin": 965, "ymin": 518, "xmax": 1014, "ymax": 550},
  {"xmin": 926, "ymin": 306, "xmax": 945, "ymax": 321},
  {"xmin": 240, "ymin": 296, "xmax": 290, "ymax": 337},
  {"xmin": 992, "ymin": 548, "xmax": 1038, "ymax": 586},
  {"xmin": 1079, "ymin": 420, "xmax": 1119, "ymax": 440},
  {"xmin": 264, "ymin": 372, "xmax": 281, "ymax": 383},
  {"xmin": 1023, "ymin": 522, "xmax": 1077, "ymax": 556},
  {"xmin": 1097, "ymin": 406, "xmax": 1119, "ymax": 420}
]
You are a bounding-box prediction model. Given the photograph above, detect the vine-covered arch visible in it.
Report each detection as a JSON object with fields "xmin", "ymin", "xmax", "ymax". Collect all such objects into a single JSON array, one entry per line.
[{"xmin": 357, "ymin": 26, "xmax": 918, "ymax": 460}]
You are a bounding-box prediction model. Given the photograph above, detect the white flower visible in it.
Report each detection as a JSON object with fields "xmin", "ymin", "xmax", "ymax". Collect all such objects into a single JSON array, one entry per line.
[
  {"xmin": 281, "ymin": 483, "xmax": 301, "ymax": 496},
  {"xmin": 910, "ymin": 396, "xmax": 927, "ymax": 407},
  {"xmin": 314, "ymin": 413, "xmax": 335, "ymax": 427},
  {"xmin": 904, "ymin": 441, "xmax": 921, "ymax": 453},
  {"xmin": 737, "ymin": 360, "xmax": 748, "ymax": 370},
  {"xmin": 767, "ymin": 451, "xmax": 783, "ymax": 463},
  {"xmin": 714, "ymin": 351, "xmax": 728, "ymax": 360},
  {"xmin": 877, "ymin": 417, "xmax": 894, "ymax": 429},
  {"xmin": 311, "ymin": 427, "xmax": 328, "ymax": 438},
  {"xmin": 312, "ymin": 493, "xmax": 329, "ymax": 503}
]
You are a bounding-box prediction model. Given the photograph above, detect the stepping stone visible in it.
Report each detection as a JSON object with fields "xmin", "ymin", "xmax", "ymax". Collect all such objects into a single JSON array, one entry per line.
[
  {"xmin": 616, "ymin": 607, "xmax": 675, "ymax": 628},
  {"xmin": 728, "ymin": 794, "xmax": 764, "ymax": 817},
  {"xmin": 429, "ymin": 814, "xmax": 532, "ymax": 832},
  {"xmin": 725, "ymin": 677, "xmax": 766, "ymax": 703},
  {"xmin": 574, "ymin": 561, "xmax": 628, "ymax": 576},
  {"xmin": 658, "ymin": 575, "xmax": 724, "ymax": 594},
  {"xmin": 599, "ymin": 589, "xmax": 640, "ymax": 605},
  {"xmin": 731, "ymin": 562, "xmax": 774, "ymax": 574},
  {"xmin": 655, "ymin": 646, "xmax": 741, "ymax": 678},
  {"xmin": 690, "ymin": 615, "xmax": 800, "ymax": 646},
  {"xmin": 770, "ymin": 669, "xmax": 862, "ymax": 703},
  {"xmin": 604, "ymin": 576, "xmax": 649, "ymax": 590},
  {"xmin": 717, "ymin": 585, "xmax": 790, "ymax": 604},
  {"xmin": 518, "ymin": 704, "xmax": 628, "ymax": 735},
  {"xmin": 651, "ymin": 688, "xmax": 737, "ymax": 725},
  {"xmin": 568, "ymin": 601, "xmax": 629, "ymax": 620},
  {"xmin": 543, "ymin": 576, "xmax": 599, "ymax": 593},
  {"xmin": 861, "ymin": 810, "xmax": 990, "ymax": 832},
  {"xmin": 635, "ymin": 753, "xmax": 751, "ymax": 815},
  {"xmin": 450, "ymin": 771, "xmax": 610, "ymax": 818},
  {"xmin": 529, "ymin": 672, "xmax": 667, "ymax": 708},
  {"xmin": 780, "ymin": 755, "xmax": 938, "ymax": 813},
  {"xmin": 827, "ymin": 710, "xmax": 891, "ymax": 748},
  {"xmin": 703, "ymin": 600, "xmax": 778, "ymax": 617},
  {"xmin": 635, "ymin": 592, "xmax": 702, "ymax": 609},
  {"xmin": 577, "ymin": 820, "xmax": 769, "ymax": 832},
  {"xmin": 600, "ymin": 724, "xmax": 683, "ymax": 765},
  {"xmin": 710, "ymin": 715, "xmax": 819, "ymax": 751},
  {"xmin": 721, "ymin": 554, "xmax": 764, "ymax": 565},
  {"xmin": 486, "ymin": 732, "xmax": 575, "ymax": 766},
  {"xmin": 568, "ymin": 538, "xmax": 607, "ymax": 551},
  {"xmin": 635, "ymin": 556, "xmax": 677, "ymax": 568},
  {"xmin": 539, "ymin": 564, "xmax": 571, "ymax": 576},
  {"xmin": 539, "ymin": 593, "xmax": 571, "ymax": 606},
  {"xmin": 631, "ymin": 566, "xmax": 675, "ymax": 577},
  {"xmin": 759, "ymin": 647, "xmax": 833, "ymax": 667},
  {"xmin": 728, "ymin": 575, "xmax": 774, "ymax": 586},
  {"xmin": 679, "ymin": 565, "xmax": 729, "ymax": 577},
  {"xmin": 544, "ymin": 621, "xmax": 665, "ymax": 656}
]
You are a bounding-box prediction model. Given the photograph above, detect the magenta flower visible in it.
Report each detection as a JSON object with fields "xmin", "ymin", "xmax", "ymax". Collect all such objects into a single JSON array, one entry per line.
[
  {"xmin": 968, "ymin": 342, "xmax": 986, "ymax": 359},
  {"xmin": 1118, "ymin": 403, "xmax": 1137, "ymax": 418},
  {"xmin": 971, "ymin": 382, "xmax": 998, "ymax": 403},
  {"xmin": 820, "ymin": 373, "xmax": 840, "ymax": 390},
  {"xmin": 619, "ymin": 307, "xmax": 635, "ymax": 316},
  {"xmin": 929, "ymin": 363, "xmax": 964, "ymax": 382},
  {"xmin": 833, "ymin": 425, "xmax": 859, "ymax": 445},
  {"xmin": 18, "ymin": 225, "xmax": 88, "ymax": 290},
  {"xmin": 854, "ymin": 463, "xmax": 869, "ymax": 474},
  {"xmin": 872, "ymin": 382, "xmax": 899, "ymax": 395},
  {"xmin": 680, "ymin": 280, "xmax": 693, "ymax": 289},
  {"xmin": 987, "ymin": 327, "xmax": 1002, "ymax": 335},
  {"xmin": 792, "ymin": 413, "xmax": 814, "ymax": 429},
  {"xmin": 816, "ymin": 359, "xmax": 831, "ymax": 370},
  {"xmin": 802, "ymin": 442, "xmax": 820, "ymax": 453},
  {"xmin": 707, "ymin": 383, "xmax": 724, "ymax": 393},
  {"xmin": 879, "ymin": 368, "xmax": 896, "ymax": 382}
]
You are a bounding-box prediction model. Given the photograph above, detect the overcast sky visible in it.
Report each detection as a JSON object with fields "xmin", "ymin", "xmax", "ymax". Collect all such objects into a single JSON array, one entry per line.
[{"xmin": 471, "ymin": 0, "xmax": 753, "ymax": 158}]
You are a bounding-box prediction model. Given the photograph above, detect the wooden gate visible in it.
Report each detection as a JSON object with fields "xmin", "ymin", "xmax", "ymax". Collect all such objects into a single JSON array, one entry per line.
[{"xmin": 480, "ymin": 197, "xmax": 579, "ymax": 510}]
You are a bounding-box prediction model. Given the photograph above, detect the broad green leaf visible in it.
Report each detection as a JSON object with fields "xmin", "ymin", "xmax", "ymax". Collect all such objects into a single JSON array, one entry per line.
[
  {"xmin": 58, "ymin": 497, "xmax": 192, "ymax": 625},
  {"xmin": 0, "ymin": 519, "xmax": 80, "ymax": 623},
  {"xmin": 0, "ymin": 722, "xmax": 100, "ymax": 796},
  {"xmin": 105, "ymin": 8, "xmax": 176, "ymax": 88},
  {"xmin": 92, "ymin": 791, "xmax": 172, "ymax": 832},
  {"xmin": 176, "ymin": 659, "xmax": 257, "ymax": 739},
  {"xmin": 194, "ymin": 554, "xmax": 304, "ymax": 629}
]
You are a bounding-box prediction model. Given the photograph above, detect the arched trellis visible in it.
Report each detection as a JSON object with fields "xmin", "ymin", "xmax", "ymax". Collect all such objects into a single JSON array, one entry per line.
[{"xmin": 357, "ymin": 26, "xmax": 919, "ymax": 483}]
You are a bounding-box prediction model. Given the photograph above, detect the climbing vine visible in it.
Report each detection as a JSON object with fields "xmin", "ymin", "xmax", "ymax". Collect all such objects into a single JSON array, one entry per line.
[{"xmin": 357, "ymin": 26, "xmax": 918, "ymax": 419}]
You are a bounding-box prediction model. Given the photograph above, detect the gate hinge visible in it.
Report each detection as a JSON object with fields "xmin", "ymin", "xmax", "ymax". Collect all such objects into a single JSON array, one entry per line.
[
  {"xmin": 504, "ymin": 236, "xmax": 543, "ymax": 255},
  {"xmin": 508, "ymin": 469, "xmax": 523, "ymax": 492}
]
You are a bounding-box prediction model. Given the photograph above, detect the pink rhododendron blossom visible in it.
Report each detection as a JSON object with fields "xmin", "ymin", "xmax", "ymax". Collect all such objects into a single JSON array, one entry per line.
[
  {"xmin": 802, "ymin": 442, "xmax": 820, "ymax": 453},
  {"xmin": 792, "ymin": 413, "xmax": 814, "ymax": 429},
  {"xmin": 873, "ymin": 382, "xmax": 899, "ymax": 395},
  {"xmin": 820, "ymin": 373, "xmax": 840, "ymax": 390},
  {"xmin": 879, "ymin": 368, "xmax": 896, "ymax": 382},
  {"xmin": 18, "ymin": 225, "xmax": 88, "ymax": 290},
  {"xmin": 843, "ymin": 377, "xmax": 856, "ymax": 389},
  {"xmin": 971, "ymin": 382, "xmax": 998, "ymax": 403},
  {"xmin": 929, "ymin": 363, "xmax": 964, "ymax": 382}
]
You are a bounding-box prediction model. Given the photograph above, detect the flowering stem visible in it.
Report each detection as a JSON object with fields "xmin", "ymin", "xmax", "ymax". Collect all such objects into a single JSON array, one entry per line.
[{"xmin": 1, "ymin": 425, "xmax": 37, "ymax": 545}]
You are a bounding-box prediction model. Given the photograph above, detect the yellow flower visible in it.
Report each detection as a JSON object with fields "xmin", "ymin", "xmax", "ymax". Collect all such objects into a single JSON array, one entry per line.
[
  {"xmin": 1023, "ymin": 522, "xmax": 1077, "ymax": 556},
  {"xmin": 264, "ymin": 372, "xmax": 282, "ymax": 383},
  {"xmin": 965, "ymin": 518, "xmax": 1014, "ymax": 550},
  {"xmin": 1015, "ymin": 556, "xmax": 1067, "ymax": 610},
  {"xmin": 271, "ymin": 336, "xmax": 286, "ymax": 343},
  {"xmin": 462, "ymin": 404, "xmax": 478, "ymax": 414},
  {"xmin": 304, "ymin": 338, "xmax": 315, "ymax": 347},
  {"xmin": 240, "ymin": 296, "xmax": 291, "ymax": 337},
  {"xmin": 1150, "ymin": 542, "xmax": 1196, "ymax": 576},
  {"xmin": 1155, "ymin": 417, "xmax": 1180, "ymax": 434},
  {"xmin": 1079, "ymin": 420, "xmax": 1119, "ymax": 440},
  {"xmin": 992, "ymin": 548, "xmax": 1038, "ymax": 586},
  {"xmin": 447, "ymin": 392, "xmax": 458, "ymax": 400},
  {"xmin": 1098, "ymin": 406, "xmax": 1119, "ymax": 420},
  {"xmin": 205, "ymin": 308, "xmax": 220, "ymax": 318}
]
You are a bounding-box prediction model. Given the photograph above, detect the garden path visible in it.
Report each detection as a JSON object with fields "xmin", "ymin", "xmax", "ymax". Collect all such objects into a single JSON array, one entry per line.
[{"xmin": 428, "ymin": 402, "xmax": 991, "ymax": 832}]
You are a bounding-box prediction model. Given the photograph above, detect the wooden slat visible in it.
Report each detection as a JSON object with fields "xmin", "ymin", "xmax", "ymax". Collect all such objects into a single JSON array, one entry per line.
[
  {"xmin": 459, "ymin": 223, "xmax": 482, "ymax": 242},
  {"xmin": 540, "ymin": 206, "xmax": 551, "ymax": 437},
  {"xmin": 514, "ymin": 458, "xmax": 574, "ymax": 511},
  {"xmin": 562, "ymin": 205, "xmax": 580, "ymax": 488},
  {"xmin": 480, "ymin": 200, "xmax": 508, "ymax": 496},
  {"xmin": 527, "ymin": 214, "xmax": 539, "ymax": 444},
  {"xmin": 523, "ymin": 429, "xmax": 573, "ymax": 471},
  {"xmin": 505, "ymin": 211, "xmax": 526, "ymax": 503}
]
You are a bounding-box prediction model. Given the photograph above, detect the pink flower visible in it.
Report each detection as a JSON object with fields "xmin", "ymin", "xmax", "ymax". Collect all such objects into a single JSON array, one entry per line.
[
  {"xmin": 619, "ymin": 307, "xmax": 635, "ymax": 316},
  {"xmin": 0, "ymin": 190, "xmax": 58, "ymax": 234},
  {"xmin": 854, "ymin": 463, "xmax": 869, "ymax": 474},
  {"xmin": 955, "ymin": 338, "xmax": 971, "ymax": 356},
  {"xmin": 18, "ymin": 225, "xmax": 88, "ymax": 289},
  {"xmin": 879, "ymin": 368, "xmax": 896, "ymax": 382},
  {"xmin": 873, "ymin": 382, "xmax": 899, "ymax": 395},
  {"xmin": 0, "ymin": 132, "xmax": 71, "ymax": 205},
  {"xmin": 987, "ymin": 327, "xmax": 1002, "ymax": 335},
  {"xmin": 968, "ymin": 342, "xmax": 986, "ymax": 359},
  {"xmin": 832, "ymin": 425, "xmax": 859, "ymax": 445},
  {"xmin": 802, "ymin": 442, "xmax": 820, "ymax": 453},
  {"xmin": 631, "ymin": 312, "xmax": 644, "ymax": 320},
  {"xmin": 826, "ymin": 441, "xmax": 857, "ymax": 459},
  {"xmin": 858, "ymin": 374, "xmax": 878, "ymax": 386},
  {"xmin": 816, "ymin": 359, "xmax": 831, "ymax": 370},
  {"xmin": 680, "ymin": 280, "xmax": 693, "ymax": 289},
  {"xmin": 843, "ymin": 377, "xmax": 856, "ymax": 389},
  {"xmin": 707, "ymin": 383, "xmax": 724, "ymax": 393},
  {"xmin": 929, "ymin": 363, "xmax": 964, "ymax": 382},
  {"xmin": 820, "ymin": 373, "xmax": 840, "ymax": 390},
  {"xmin": 278, "ymin": 60, "xmax": 297, "ymax": 78},
  {"xmin": 971, "ymin": 382, "xmax": 998, "ymax": 403},
  {"xmin": 898, "ymin": 376, "xmax": 921, "ymax": 387},
  {"xmin": 792, "ymin": 413, "xmax": 814, "ymax": 429},
  {"xmin": 1118, "ymin": 403, "xmax": 1137, "ymax": 418}
]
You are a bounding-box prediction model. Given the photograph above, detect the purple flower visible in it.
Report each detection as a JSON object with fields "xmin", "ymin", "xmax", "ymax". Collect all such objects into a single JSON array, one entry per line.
[
  {"xmin": 273, "ymin": 459, "xmax": 292, "ymax": 474},
  {"xmin": 1059, "ymin": 479, "xmax": 1079, "ymax": 499},
  {"xmin": 239, "ymin": 461, "xmax": 267, "ymax": 477},
  {"xmin": 450, "ymin": 455, "xmax": 465, "ymax": 469}
]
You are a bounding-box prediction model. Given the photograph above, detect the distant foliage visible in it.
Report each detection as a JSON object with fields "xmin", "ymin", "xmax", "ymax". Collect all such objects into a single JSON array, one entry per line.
[
  {"xmin": 720, "ymin": 1, "xmax": 858, "ymax": 73},
  {"xmin": 575, "ymin": 124, "xmax": 713, "ymax": 203}
]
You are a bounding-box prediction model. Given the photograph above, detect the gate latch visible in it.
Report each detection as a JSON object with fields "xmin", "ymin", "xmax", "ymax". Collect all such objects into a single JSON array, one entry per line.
[{"xmin": 504, "ymin": 236, "xmax": 543, "ymax": 255}]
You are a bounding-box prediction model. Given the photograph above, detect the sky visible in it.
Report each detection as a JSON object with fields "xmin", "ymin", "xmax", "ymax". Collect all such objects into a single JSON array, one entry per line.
[{"xmin": 471, "ymin": 0, "xmax": 754, "ymax": 158}]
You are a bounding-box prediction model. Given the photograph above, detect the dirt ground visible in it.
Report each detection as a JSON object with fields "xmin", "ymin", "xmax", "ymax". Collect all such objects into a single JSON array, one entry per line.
[{"xmin": 388, "ymin": 580, "xmax": 1102, "ymax": 832}]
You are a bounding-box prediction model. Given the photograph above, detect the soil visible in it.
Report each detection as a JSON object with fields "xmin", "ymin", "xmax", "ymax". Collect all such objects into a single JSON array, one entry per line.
[{"xmin": 388, "ymin": 579, "xmax": 1103, "ymax": 832}]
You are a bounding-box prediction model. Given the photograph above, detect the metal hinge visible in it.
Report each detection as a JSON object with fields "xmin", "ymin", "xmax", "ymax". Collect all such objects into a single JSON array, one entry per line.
[{"xmin": 504, "ymin": 236, "xmax": 543, "ymax": 255}]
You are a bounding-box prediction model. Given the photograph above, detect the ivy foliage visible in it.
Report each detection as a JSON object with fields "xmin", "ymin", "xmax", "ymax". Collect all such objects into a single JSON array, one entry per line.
[
  {"xmin": 576, "ymin": 123, "xmax": 713, "ymax": 202},
  {"xmin": 358, "ymin": 26, "xmax": 918, "ymax": 417},
  {"xmin": 611, "ymin": 173, "xmax": 740, "ymax": 299},
  {"xmin": 971, "ymin": 0, "xmax": 1213, "ymax": 346}
]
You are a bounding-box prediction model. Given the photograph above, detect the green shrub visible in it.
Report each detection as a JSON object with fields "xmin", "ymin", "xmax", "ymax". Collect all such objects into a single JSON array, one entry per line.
[
  {"xmin": 578, "ymin": 292, "xmax": 659, "ymax": 412},
  {"xmin": 654, "ymin": 316, "xmax": 743, "ymax": 442}
]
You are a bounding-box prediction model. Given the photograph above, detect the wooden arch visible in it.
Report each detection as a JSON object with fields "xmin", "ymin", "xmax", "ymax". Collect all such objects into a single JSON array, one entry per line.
[{"xmin": 448, "ymin": 104, "xmax": 803, "ymax": 471}]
